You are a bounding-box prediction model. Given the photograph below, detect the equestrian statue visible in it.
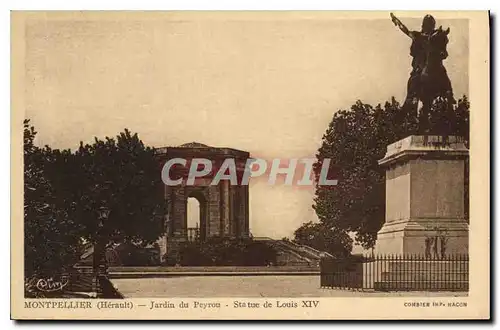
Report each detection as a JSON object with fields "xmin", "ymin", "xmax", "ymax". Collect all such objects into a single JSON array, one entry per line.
[{"xmin": 390, "ymin": 13, "xmax": 454, "ymax": 132}]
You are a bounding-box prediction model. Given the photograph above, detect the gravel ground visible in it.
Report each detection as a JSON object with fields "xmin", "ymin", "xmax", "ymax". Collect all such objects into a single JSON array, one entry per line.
[{"xmin": 111, "ymin": 275, "xmax": 468, "ymax": 298}]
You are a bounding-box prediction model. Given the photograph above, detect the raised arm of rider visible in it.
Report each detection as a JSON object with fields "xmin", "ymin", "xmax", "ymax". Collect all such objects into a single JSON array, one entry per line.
[{"xmin": 390, "ymin": 13, "xmax": 416, "ymax": 39}]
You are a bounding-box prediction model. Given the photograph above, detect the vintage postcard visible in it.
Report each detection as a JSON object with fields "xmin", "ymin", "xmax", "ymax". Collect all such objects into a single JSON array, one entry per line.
[{"xmin": 11, "ymin": 11, "xmax": 490, "ymax": 320}]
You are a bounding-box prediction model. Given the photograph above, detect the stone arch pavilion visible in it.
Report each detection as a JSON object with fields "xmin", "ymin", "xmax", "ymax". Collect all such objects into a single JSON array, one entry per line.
[{"xmin": 155, "ymin": 142, "xmax": 251, "ymax": 260}]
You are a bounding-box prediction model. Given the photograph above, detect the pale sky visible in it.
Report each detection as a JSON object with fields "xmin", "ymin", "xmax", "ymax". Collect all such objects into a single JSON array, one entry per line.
[{"xmin": 24, "ymin": 12, "xmax": 469, "ymax": 239}]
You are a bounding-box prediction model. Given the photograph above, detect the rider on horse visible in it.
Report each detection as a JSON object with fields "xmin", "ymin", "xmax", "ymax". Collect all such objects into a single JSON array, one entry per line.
[
  {"xmin": 390, "ymin": 13, "xmax": 453, "ymax": 116},
  {"xmin": 390, "ymin": 14, "xmax": 437, "ymax": 109}
]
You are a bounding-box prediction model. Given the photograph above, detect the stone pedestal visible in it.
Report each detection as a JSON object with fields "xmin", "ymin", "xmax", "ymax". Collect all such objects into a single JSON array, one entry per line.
[
  {"xmin": 157, "ymin": 235, "xmax": 168, "ymax": 262},
  {"xmin": 375, "ymin": 135, "xmax": 469, "ymax": 256}
]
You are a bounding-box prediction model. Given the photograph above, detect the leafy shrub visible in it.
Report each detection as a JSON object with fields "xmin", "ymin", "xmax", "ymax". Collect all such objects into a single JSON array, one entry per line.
[{"xmin": 175, "ymin": 237, "xmax": 277, "ymax": 266}]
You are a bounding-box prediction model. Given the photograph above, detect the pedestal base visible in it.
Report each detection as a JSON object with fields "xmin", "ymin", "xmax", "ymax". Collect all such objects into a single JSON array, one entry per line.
[
  {"xmin": 376, "ymin": 135, "xmax": 469, "ymax": 256},
  {"xmin": 375, "ymin": 218, "xmax": 469, "ymax": 256}
]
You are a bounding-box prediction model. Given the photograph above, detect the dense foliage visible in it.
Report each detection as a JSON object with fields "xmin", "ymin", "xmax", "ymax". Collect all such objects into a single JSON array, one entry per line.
[
  {"xmin": 170, "ymin": 238, "xmax": 278, "ymax": 266},
  {"xmin": 294, "ymin": 97, "xmax": 470, "ymax": 253},
  {"xmin": 24, "ymin": 120, "xmax": 84, "ymax": 277},
  {"xmin": 24, "ymin": 120, "xmax": 165, "ymax": 280},
  {"xmin": 73, "ymin": 129, "xmax": 165, "ymax": 246}
]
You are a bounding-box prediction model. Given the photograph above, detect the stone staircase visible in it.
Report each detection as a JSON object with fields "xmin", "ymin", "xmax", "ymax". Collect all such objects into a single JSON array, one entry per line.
[
  {"xmin": 81, "ymin": 237, "xmax": 329, "ymax": 268},
  {"xmin": 254, "ymin": 237, "xmax": 330, "ymax": 267}
]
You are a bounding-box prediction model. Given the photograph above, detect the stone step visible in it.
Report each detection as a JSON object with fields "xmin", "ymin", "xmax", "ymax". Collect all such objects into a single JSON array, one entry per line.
[
  {"xmin": 66, "ymin": 272, "xmax": 94, "ymax": 292},
  {"xmin": 380, "ymin": 271, "xmax": 468, "ymax": 282},
  {"xmin": 361, "ymin": 260, "xmax": 469, "ymax": 272},
  {"xmin": 374, "ymin": 281, "xmax": 468, "ymax": 291},
  {"xmin": 383, "ymin": 260, "xmax": 469, "ymax": 272}
]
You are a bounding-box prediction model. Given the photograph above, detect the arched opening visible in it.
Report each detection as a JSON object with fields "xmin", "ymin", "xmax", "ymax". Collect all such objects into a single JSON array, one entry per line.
[
  {"xmin": 186, "ymin": 190, "xmax": 207, "ymax": 242},
  {"xmin": 187, "ymin": 197, "xmax": 201, "ymax": 241}
]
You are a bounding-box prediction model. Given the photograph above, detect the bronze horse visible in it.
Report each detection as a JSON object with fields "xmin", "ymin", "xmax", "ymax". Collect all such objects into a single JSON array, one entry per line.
[{"xmin": 419, "ymin": 26, "xmax": 454, "ymax": 130}]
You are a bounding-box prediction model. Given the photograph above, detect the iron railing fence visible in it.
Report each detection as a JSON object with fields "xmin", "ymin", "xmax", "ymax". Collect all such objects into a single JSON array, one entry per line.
[{"xmin": 320, "ymin": 254, "xmax": 469, "ymax": 292}]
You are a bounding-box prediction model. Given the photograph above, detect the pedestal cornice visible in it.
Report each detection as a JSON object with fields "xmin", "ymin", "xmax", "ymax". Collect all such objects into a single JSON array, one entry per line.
[{"xmin": 378, "ymin": 135, "xmax": 469, "ymax": 167}]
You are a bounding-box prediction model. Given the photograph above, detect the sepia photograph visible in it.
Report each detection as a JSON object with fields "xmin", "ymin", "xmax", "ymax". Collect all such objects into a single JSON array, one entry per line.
[{"xmin": 10, "ymin": 10, "xmax": 490, "ymax": 320}]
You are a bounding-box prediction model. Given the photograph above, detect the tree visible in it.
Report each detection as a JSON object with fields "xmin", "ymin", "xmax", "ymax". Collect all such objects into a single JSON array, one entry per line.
[
  {"xmin": 24, "ymin": 122, "xmax": 166, "ymax": 282},
  {"xmin": 311, "ymin": 96, "xmax": 470, "ymax": 250},
  {"xmin": 73, "ymin": 129, "xmax": 165, "ymax": 248},
  {"xmin": 24, "ymin": 120, "xmax": 83, "ymax": 278}
]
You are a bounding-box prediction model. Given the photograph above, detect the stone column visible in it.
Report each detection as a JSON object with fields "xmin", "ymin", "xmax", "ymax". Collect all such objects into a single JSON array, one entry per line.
[
  {"xmin": 207, "ymin": 185, "xmax": 221, "ymax": 237},
  {"xmin": 165, "ymin": 187, "xmax": 187, "ymax": 264},
  {"xmin": 243, "ymin": 184, "xmax": 250, "ymax": 237},
  {"xmin": 375, "ymin": 135, "xmax": 469, "ymax": 256},
  {"xmin": 172, "ymin": 188, "xmax": 187, "ymax": 239},
  {"xmin": 221, "ymin": 180, "xmax": 231, "ymax": 236},
  {"xmin": 233, "ymin": 185, "xmax": 241, "ymax": 237},
  {"xmin": 236, "ymin": 185, "xmax": 248, "ymax": 238}
]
